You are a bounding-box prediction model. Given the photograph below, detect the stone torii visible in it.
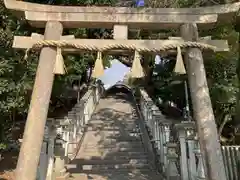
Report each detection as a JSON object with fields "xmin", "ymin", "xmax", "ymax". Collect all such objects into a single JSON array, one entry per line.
[{"xmin": 4, "ymin": 0, "xmax": 240, "ymax": 180}]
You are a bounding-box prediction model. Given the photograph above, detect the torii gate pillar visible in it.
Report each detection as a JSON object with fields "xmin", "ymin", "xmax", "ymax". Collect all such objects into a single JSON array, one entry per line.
[
  {"xmin": 15, "ymin": 21, "xmax": 63, "ymax": 180},
  {"xmin": 180, "ymin": 23, "xmax": 227, "ymax": 180}
]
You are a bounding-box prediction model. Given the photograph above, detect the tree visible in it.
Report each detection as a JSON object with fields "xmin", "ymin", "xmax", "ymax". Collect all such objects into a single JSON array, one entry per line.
[
  {"xmin": 0, "ymin": 0, "xmax": 239, "ymax": 149},
  {"xmin": 0, "ymin": 0, "xmax": 119, "ymax": 151},
  {"xmin": 143, "ymin": 0, "xmax": 240, "ymax": 143},
  {"xmin": 0, "ymin": 0, "xmax": 34, "ymax": 146}
]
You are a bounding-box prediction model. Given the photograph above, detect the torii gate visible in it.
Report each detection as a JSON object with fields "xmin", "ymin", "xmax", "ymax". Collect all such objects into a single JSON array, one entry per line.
[{"xmin": 4, "ymin": 0, "xmax": 240, "ymax": 180}]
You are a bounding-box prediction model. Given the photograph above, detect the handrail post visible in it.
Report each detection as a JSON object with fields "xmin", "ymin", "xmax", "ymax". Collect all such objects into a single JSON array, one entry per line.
[
  {"xmin": 194, "ymin": 138, "xmax": 206, "ymax": 180},
  {"xmin": 175, "ymin": 122, "xmax": 190, "ymax": 180},
  {"xmin": 186, "ymin": 125, "xmax": 197, "ymax": 180},
  {"xmin": 161, "ymin": 121, "xmax": 171, "ymax": 173},
  {"xmin": 46, "ymin": 121, "xmax": 56, "ymax": 180},
  {"xmin": 67, "ymin": 111, "xmax": 76, "ymax": 151},
  {"xmin": 166, "ymin": 142, "xmax": 180, "ymax": 180},
  {"xmin": 158, "ymin": 121, "xmax": 165, "ymax": 173},
  {"xmin": 54, "ymin": 139, "xmax": 67, "ymax": 178}
]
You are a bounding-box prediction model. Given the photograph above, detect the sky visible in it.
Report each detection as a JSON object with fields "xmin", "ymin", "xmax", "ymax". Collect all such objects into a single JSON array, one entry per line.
[
  {"xmin": 97, "ymin": 56, "xmax": 162, "ymax": 90},
  {"xmin": 95, "ymin": 0, "xmax": 158, "ymax": 90}
]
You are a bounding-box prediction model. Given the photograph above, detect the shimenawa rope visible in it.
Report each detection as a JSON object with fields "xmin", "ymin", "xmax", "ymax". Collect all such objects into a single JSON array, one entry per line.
[
  {"xmin": 24, "ymin": 40, "xmax": 216, "ymax": 77},
  {"xmin": 25, "ymin": 40, "xmax": 216, "ymax": 54}
]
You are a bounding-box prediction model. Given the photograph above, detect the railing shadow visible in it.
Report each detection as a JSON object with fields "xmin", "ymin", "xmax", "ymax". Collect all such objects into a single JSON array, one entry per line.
[{"xmin": 67, "ymin": 90, "xmax": 159, "ymax": 179}]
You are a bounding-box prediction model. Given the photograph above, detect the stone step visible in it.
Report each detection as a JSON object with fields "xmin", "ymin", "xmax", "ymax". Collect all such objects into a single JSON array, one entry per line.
[
  {"xmin": 80, "ymin": 132, "xmax": 141, "ymax": 144},
  {"xmin": 69, "ymin": 169, "xmax": 158, "ymax": 179},
  {"xmin": 106, "ymin": 136, "xmax": 142, "ymax": 142},
  {"xmin": 68, "ymin": 158, "xmax": 148, "ymax": 166},
  {"xmin": 75, "ymin": 151, "xmax": 148, "ymax": 160},
  {"xmin": 83, "ymin": 151, "xmax": 147, "ymax": 157},
  {"xmin": 67, "ymin": 163, "xmax": 149, "ymax": 171},
  {"xmin": 82, "ymin": 142, "xmax": 143, "ymax": 149},
  {"xmin": 81, "ymin": 146, "xmax": 145, "ymax": 152},
  {"xmin": 97, "ymin": 137, "xmax": 143, "ymax": 143},
  {"xmin": 86, "ymin": 121, "xmax": 138, "ymax": 126},
  {"xmin": 86, "ymin": 125, "xmax": 140, "ymax": 132},
  {"xmin": 87, "ymin": 122, "xmax": 138, "ymax": 127},
  {"xmin": 88, "ymin": 118, "xmax": 138, "ymax": 123},
  {"xmin": 84, "ymin": 129, "xmax": 140, "ymax": 135},
  {"xmin": 86, "ymin": 126, "xmax": 139, "ymax": 132},
  {"xmin": 78, "ymin": 153, "xmax": 148, "ymax": 161},
  {"xmin": 69, "ymin": 172, "xmax": 162, "ymax": 180}
]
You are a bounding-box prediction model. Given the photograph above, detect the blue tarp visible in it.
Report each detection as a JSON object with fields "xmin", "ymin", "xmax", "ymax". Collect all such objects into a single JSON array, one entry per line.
[
  {"xmin": 97, "ymin": 59, "xmax": 130, "ymax": 90},
  {"xmin": 136, "ymin": 0, "xmax": 144, "ymax": 6}
]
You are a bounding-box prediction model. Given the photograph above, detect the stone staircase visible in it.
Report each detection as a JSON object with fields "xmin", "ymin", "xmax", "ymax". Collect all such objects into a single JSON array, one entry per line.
[
  {"xmin": 38, "ymin": 86, "xmax": 219, "ymax": 180},
  {"xmin": 66, "ymin": 93, "xmax": 160, "ymax": 179}
]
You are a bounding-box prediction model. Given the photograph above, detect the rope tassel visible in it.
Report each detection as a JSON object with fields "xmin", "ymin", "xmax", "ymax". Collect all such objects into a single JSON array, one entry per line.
[
  {"xmin": 130, "ymin": 50, "xmax": 145, "ymax": 78},
  {"xmin": 174, "ymin": 46, "xmax": 186, "ymax": 74},
  {"xmin": 54, "ymin": 47, "xmax": 66, "ymax": 75},
  {"xmin": 92, "ymin": 51, "xmax": 104, "ymax": 78}
]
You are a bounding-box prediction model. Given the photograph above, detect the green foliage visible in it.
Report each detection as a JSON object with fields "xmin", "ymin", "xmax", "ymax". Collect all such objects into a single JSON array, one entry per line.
[
  {"xmin": 0, "ymin": 143, "xmax": 7, "ymax": 150},
  {"xmin": 0, "ymin": 0, "xmax": 117, "ymax": 143},
  {"xmin": 26, "ymin": 0, "xmax": 116, "ymax": 6},
  {"xmin": 204, "ymin": 25, "xmax": 239, "ymax": 132},
  {"xmin": 0, "ymin": 0, "xmax": 34, "ymax": 143},
  {"xmin": 0, "ymin": 0, "xmax": 239, "ymax": 145}
]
